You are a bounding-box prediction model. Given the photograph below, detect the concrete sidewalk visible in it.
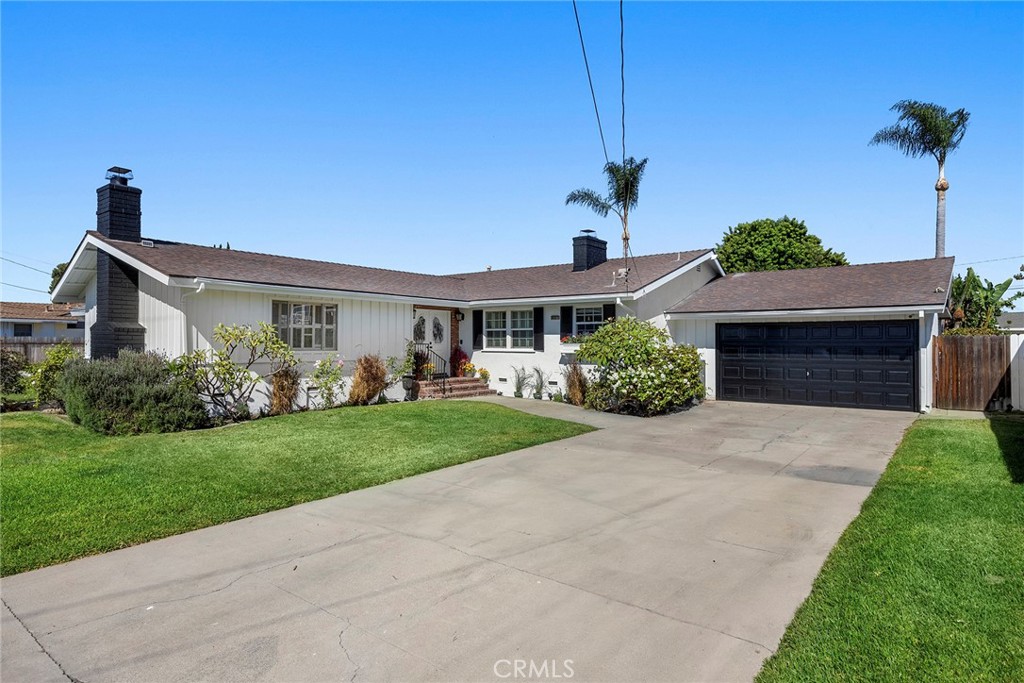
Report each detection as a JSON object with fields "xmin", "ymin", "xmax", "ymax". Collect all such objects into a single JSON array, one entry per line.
[{"xmin": 1, "ymin": 400, "xmax": 914, "ymax": 682}]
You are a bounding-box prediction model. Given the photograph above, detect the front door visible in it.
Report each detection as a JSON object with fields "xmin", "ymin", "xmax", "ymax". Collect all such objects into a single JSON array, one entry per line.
[{"xmin": 413, "ymin": 308, "xmax": 450, "ymax": 350}]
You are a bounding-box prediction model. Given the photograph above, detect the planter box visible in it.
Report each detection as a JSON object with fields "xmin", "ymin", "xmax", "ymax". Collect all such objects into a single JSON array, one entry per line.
[{"xmin": 559, "ymin": 343, "xmax": 581, "ymax": 354}]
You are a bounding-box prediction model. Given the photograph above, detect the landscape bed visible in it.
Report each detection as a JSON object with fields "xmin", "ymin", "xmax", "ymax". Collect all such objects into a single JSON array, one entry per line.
[
  {"xmin": 0, "ymin": 401, "xmax": 593, "ymax": 576},
  {"xmin": 757, "ymin": 417, "xmax": 1024, "ymax": 682}
]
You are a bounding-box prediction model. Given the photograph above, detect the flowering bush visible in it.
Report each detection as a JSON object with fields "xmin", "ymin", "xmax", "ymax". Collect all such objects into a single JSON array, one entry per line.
[
  {"xmin": 577, "ymin": 317, "xmax": 704, "ymax": 416},
  {"xmin": 309, "ymin": 354, "xmax": 346, "ymax": 408},
  {"xmin": 560, "ymin": 334, "xmax": 590, "ymax": 344},
  {"xmin": 170, "ymin": 322, "xmax": 295, "ymax": 420},
  {"xmin": 451, "ymin": 347, "xmax": 469, "ymax": 377}
]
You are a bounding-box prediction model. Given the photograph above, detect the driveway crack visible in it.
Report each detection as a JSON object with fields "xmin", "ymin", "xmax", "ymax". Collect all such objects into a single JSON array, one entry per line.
[{"xmin": 3, "ymin": 599, "xmax": 83, "ymax": 683}]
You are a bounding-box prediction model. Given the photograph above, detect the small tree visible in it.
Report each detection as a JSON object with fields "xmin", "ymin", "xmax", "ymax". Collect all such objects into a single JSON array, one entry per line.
[
  {"xmin": 170, "ymin": 322, "xmax": 295, "ymax": 420},
  {"xmin": 716, "ymin": 217, "xmax": 848, "ymax": 273},
  {"xmin": 29, "ymin": 341, "xmax": 81, "ymax": 407},
  {"xmin": 577, "ymin": 317, "xmax": 704, "ymax": 416},
  {"xmin": 49, "ymin": 262, "xmax": 69, "ymax": 294},
  {"xmin": 949, "ymin": 266, "xmax": 1024, "ymax": 331}
]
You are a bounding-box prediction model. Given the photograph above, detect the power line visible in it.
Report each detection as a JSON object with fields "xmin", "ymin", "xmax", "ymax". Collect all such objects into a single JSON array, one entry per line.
[
  {"xmin": 1, "ymin": 256, "xmax": 51, "ymax": 275},
  {"xmin": 572, "ymin": 0, "xmax": 609, "ymax": 165},
  {"xmin": 959, "ymin": 255, "xmax": 1024, "ymax": 266},
  {"xmin": 1, "ymin": 281, "xmax": 49, "ymax": 294},
  {"xmin": 0, "ymin": 251, "xmax": 56, "ymax": 268},
  {"xmin": 620, "ymin": 0, "xmax": 626, "ymax": 164}
]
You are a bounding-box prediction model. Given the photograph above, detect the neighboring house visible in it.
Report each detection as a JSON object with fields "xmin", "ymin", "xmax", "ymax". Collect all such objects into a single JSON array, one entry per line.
[
  {"xmin": 0, "ymin": 301, "xmax": 85, "ymax": 362},
  {"xmin": 52, "ymin": 169, "xmax": 954, "ymax": 413}
]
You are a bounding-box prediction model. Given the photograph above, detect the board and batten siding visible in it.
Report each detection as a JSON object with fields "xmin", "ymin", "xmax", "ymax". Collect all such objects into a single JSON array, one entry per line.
[
  {"xmin": 183, "ymin": 288, "xmax": 412, "ymax": 366},
  {"xmin": 670, "ymin": 311, "xmax": 940, "ymax": 412},
  {"xmin": 139, "ymin": 272, "xmax": 186, "ymax": 358}
]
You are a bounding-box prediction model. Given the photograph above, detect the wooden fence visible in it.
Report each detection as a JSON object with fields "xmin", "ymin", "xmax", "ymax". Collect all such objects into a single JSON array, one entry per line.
[
  {"xmin": 0, "ymin": 337, "xmax": 84, "ymax": 364},
  {"xmin": 933, "ymin": 335, "xmax": 1013, "ymax": 411}
]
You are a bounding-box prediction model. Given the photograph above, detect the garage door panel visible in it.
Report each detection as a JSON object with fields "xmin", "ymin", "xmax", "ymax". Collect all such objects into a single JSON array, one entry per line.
[{"xmin": 717, "ymin": 321, "xmax": 917, "ymax": 412}]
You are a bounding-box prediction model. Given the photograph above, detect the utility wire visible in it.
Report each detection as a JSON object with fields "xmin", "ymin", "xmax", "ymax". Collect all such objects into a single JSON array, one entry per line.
[
  {"xmin": 620, "ymin": 0, "xmax": 626, "ymax": 165},
  {"xmin": 1, "ymin": 281, "xmax": 48, "ymax": 294},
  {"xmin": 959, "ymin": 255, "xmax": 1024, "ymax": 266},
  {"xmin": 1, "ymin": 256, "xmax": 51, "ymax": 275},
  {"xmin": 572, "ymin": 0, "xmax": 609, "ymax": 165}
]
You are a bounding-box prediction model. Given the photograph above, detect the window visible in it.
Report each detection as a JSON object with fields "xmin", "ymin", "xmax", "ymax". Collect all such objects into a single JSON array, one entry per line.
[
  {"xmin": 511, "ymin": 310, "xmax": 533, "ymax": 349},
  {"xmin": 484, "ymin": 311, "xmax": 507, "ymax": 348},
  {"xmin": 66, "ymin": 320, "xmax": 83, "ymax": 330},
  {"xmin": 575, "ymin": 306, "xmax": 604, "ymax": 337},
  {"xmin": 273, "ymin": 301, "xmax": 337, "ymax": 350},
  {"xmin": 13, "ymin": 323, "xmax": 32, "ymax": 337},
  {"xmin": 484, "ymin": 309, "xmax": 533, "ymax": 350}
]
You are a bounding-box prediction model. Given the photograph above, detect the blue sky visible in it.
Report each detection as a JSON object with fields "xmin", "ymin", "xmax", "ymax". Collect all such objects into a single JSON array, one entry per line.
[{"xmin": 3, "ymin": 1, "xmax": 1022, "ymax": 302}]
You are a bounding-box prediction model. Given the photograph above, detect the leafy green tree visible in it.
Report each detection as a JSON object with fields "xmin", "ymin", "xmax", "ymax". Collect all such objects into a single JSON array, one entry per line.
[
  {"xmin": 715, "ymin": 217, "xmax": 848, "ymax": 273},
  {"xmin": 48, "ymin": 262, "xmax": 69, "ymax": 294},
  {"xmin": 566, "ymin": 157, "xmax": 648, "ymax": 263},
  {"xmin": 949, "ymin": 266, "xmax": 1024, "ymax": 331},
  {"xmin": 870, "ymin": 100, "xmax": 970, "ymax": 258}
]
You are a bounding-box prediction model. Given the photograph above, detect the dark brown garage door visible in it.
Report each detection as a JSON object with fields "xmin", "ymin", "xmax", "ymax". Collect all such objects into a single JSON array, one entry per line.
[{"xmin": 716, "ymin": 321, "xmax": 918, "ymax": 411}]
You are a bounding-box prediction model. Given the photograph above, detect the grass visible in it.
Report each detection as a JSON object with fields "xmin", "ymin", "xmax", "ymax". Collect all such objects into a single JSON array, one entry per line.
[
  {"xmin": 757, "ymin": 417, "xmax": 1024, "ymax": 682},
  {"xmin": 0, "ymin": 401, "xmax": 593, "ymax": 576}
]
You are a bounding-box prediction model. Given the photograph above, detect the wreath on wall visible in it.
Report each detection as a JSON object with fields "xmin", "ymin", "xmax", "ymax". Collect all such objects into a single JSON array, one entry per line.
[
  {"xmin": 413, "ymin": 316, "xmax": 426, "ymax": 342},
  {"xmin": 432, "ymin": 316, "xmax": 444, "ymax": 343}
]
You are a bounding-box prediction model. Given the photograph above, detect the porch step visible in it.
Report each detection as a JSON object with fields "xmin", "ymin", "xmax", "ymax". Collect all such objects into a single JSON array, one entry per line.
[{"xmin": 417, "ymin": 377, "xmax": 497, "ymax": 399}]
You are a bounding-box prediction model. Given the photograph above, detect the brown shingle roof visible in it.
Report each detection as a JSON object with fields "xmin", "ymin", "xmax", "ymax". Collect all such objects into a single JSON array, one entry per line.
[
  {"xmin": 452, "ymin": 250, "xmax": 710, "ymax": 300},
  {"xmin": 1, "ymin": 301, "xmax": 80, "ymax": 321},
  {"xmin": 667, "ymin": 257, "xmax": 954, "ymax": 314},
  {"xmin": 90, "ymin": 232, "xmax": 710, "ymax": 303}
]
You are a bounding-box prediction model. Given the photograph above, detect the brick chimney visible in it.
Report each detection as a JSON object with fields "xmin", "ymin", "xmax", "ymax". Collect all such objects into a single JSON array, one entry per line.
[
  {"xmin": 572, "ymin": 230, "xmax": 607, "ymax": 272},
  {"xmin": 91, "ymin": 167, "xmax": 145, "ymax": 358}
]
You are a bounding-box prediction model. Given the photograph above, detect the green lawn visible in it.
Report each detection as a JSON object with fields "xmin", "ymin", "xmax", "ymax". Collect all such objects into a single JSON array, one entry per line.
[
  {"xmin": 0, "ymin": 401, "xmax": 593, "ymax": 576},
  {"xmin": 757, "ymin": 417, "xmax": 1024, "ymax": 682}
]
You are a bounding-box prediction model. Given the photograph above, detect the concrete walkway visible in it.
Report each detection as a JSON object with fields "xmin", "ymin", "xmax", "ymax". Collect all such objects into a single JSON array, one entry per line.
[{"xmin": 1, "ymin": 400, "xmax": 915, "ymax": 682}]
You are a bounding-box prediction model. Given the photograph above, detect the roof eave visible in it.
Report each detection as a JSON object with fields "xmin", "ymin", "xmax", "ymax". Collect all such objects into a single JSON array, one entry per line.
[{"xmin": 665, "ymin": 304, "xmax": 947, "ymax": 320}]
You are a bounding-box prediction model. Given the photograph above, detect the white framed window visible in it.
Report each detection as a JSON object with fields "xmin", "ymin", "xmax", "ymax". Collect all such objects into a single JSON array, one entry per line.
[
  {"xmin": 575, "ymin": 306, "xmax": 605, "ymax": 337},
  {"xmin": 273, "ymin": 301, "xmax": 338, "ymax": 351},
  {"xmin": 484, "ymin": 309, "xmax": 534, "ymax": 350},
  {"xmin": 484, "ymin": 311, "xmax": 507, "ymax": 348}
]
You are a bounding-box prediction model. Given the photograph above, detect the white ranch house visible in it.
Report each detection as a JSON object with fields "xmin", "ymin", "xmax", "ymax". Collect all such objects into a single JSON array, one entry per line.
[{"xmin": 53, "ymin": 169, "xmax": 954, "ymax": 413}]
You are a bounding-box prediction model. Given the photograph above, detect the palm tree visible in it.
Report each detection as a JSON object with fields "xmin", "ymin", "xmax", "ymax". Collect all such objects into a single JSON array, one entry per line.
[
  {"xmin": 870, "ymin": 100, "xmax": 970, "ymax": 258},
  {"xmin": 566, "ymin": 157, "xmax": 648, "ymax": 263}
]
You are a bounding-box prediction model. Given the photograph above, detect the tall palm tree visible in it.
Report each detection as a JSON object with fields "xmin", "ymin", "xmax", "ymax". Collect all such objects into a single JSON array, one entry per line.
[
  {"xmin": 870, "ymin": 100, "xmax": 970, "ymax": 258},
  {"xmin": 566, "ymin": 157, "xmax": 648, "ymax": 263}
]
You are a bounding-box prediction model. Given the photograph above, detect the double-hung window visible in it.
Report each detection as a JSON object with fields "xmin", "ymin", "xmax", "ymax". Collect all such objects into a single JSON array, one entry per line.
[
  {"xmin": 273, "ymin": 301, "xmax": 338, "ymax": 351},
  {"xmin": 484, "ymin": 309, "xmax": 534, "ymax": 350},
  {"xmin": 575, "ymin": 306, "xmax": 605, "ymax": 337}
]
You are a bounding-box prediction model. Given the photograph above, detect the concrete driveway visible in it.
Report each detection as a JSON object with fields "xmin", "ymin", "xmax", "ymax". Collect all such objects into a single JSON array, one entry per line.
[{"xmin": 2, "ymin": 399, "xmax": 914, "ymax": 682}]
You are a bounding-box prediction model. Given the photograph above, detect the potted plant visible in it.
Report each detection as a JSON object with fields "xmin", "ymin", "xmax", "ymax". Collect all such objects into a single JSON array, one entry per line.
[
  {"xmin": 461, "ymin": 360, "xmax": 476, "ymax": 378},
  {"xmin": 511, "ymin": 365, "xmax": 532, "ymax": 398}
]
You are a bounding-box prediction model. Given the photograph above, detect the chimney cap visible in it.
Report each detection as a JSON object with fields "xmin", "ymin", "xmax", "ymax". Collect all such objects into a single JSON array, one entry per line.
[
  {"xmin": 579, "ymin": 229, "xmax": 597, "ymax": 236},
  {"xmin": 106, "ymin": 166, "xmax": 134, "ymax": 182}
]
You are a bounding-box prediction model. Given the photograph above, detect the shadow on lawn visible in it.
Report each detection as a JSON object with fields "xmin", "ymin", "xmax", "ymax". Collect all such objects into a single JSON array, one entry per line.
[{"xmin": 988, "ymin": 416, "xmax": 1024, "ymax": 484}]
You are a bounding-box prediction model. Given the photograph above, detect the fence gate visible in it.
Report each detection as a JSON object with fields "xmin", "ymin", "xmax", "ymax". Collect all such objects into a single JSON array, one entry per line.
[{"xmin": 933, "ymin": 335, "xmax": 1011, "ymax": 411}]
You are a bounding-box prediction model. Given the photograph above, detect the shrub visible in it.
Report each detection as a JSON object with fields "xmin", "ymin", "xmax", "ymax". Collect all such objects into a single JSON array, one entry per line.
[
  {"xmin": 29, "ymin": 341, "xmax": 81, "ymax": 407},
  {"xmin": 309, "ymin": 354, "xmax": 347, "ymax": 409},
  {"xmin": 451, "ymin": 347, "xmax": 469, "ymax": 377},
  {"xmin": 170, "ymin": 322, "xmax": 295, "ymax": 420},
  {"xmin": 563, "ymin": 361, "xmax": 589, "ymax": 407},
  {"xmin": 61, "ymin": 350, "xmax": 208, "ymax": 435},
  {"xmin": 942, "ymin": 327, "xmax": 1006, "ymax": 337},
  {"xmin": 270, "ymin": 365, "xmax": 301, "ymax": 416},
  {"xmin": 511, "ymin": 365, "xmax": 532, "ymax": 398},
  {"xmin": 577, "ymin": 317, "xmax": 705, "ymax": 416},
  {"xmin": 1, "ymin": 348, "xmax": 28, "ymax": 394},
  {"xmin": 348, "ymin": 354, "xmax": 388, "ymax": 405}
]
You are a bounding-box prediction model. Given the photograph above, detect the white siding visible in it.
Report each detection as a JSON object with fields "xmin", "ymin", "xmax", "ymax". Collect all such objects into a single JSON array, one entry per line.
[
  {"xmin": 83, "ymin": 275, "xmax": 97, "ymax": 358},
  {"xmin": 670, "ymin": 312, "xmax": 937, "ymax": 412},
  {"xmin": 139, "ymin": 272, "xmax": 186, "ymax": 358},
  {"xmin": 1011, "ymin": 334, "xmax": 1024, "ymax": 411}
]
